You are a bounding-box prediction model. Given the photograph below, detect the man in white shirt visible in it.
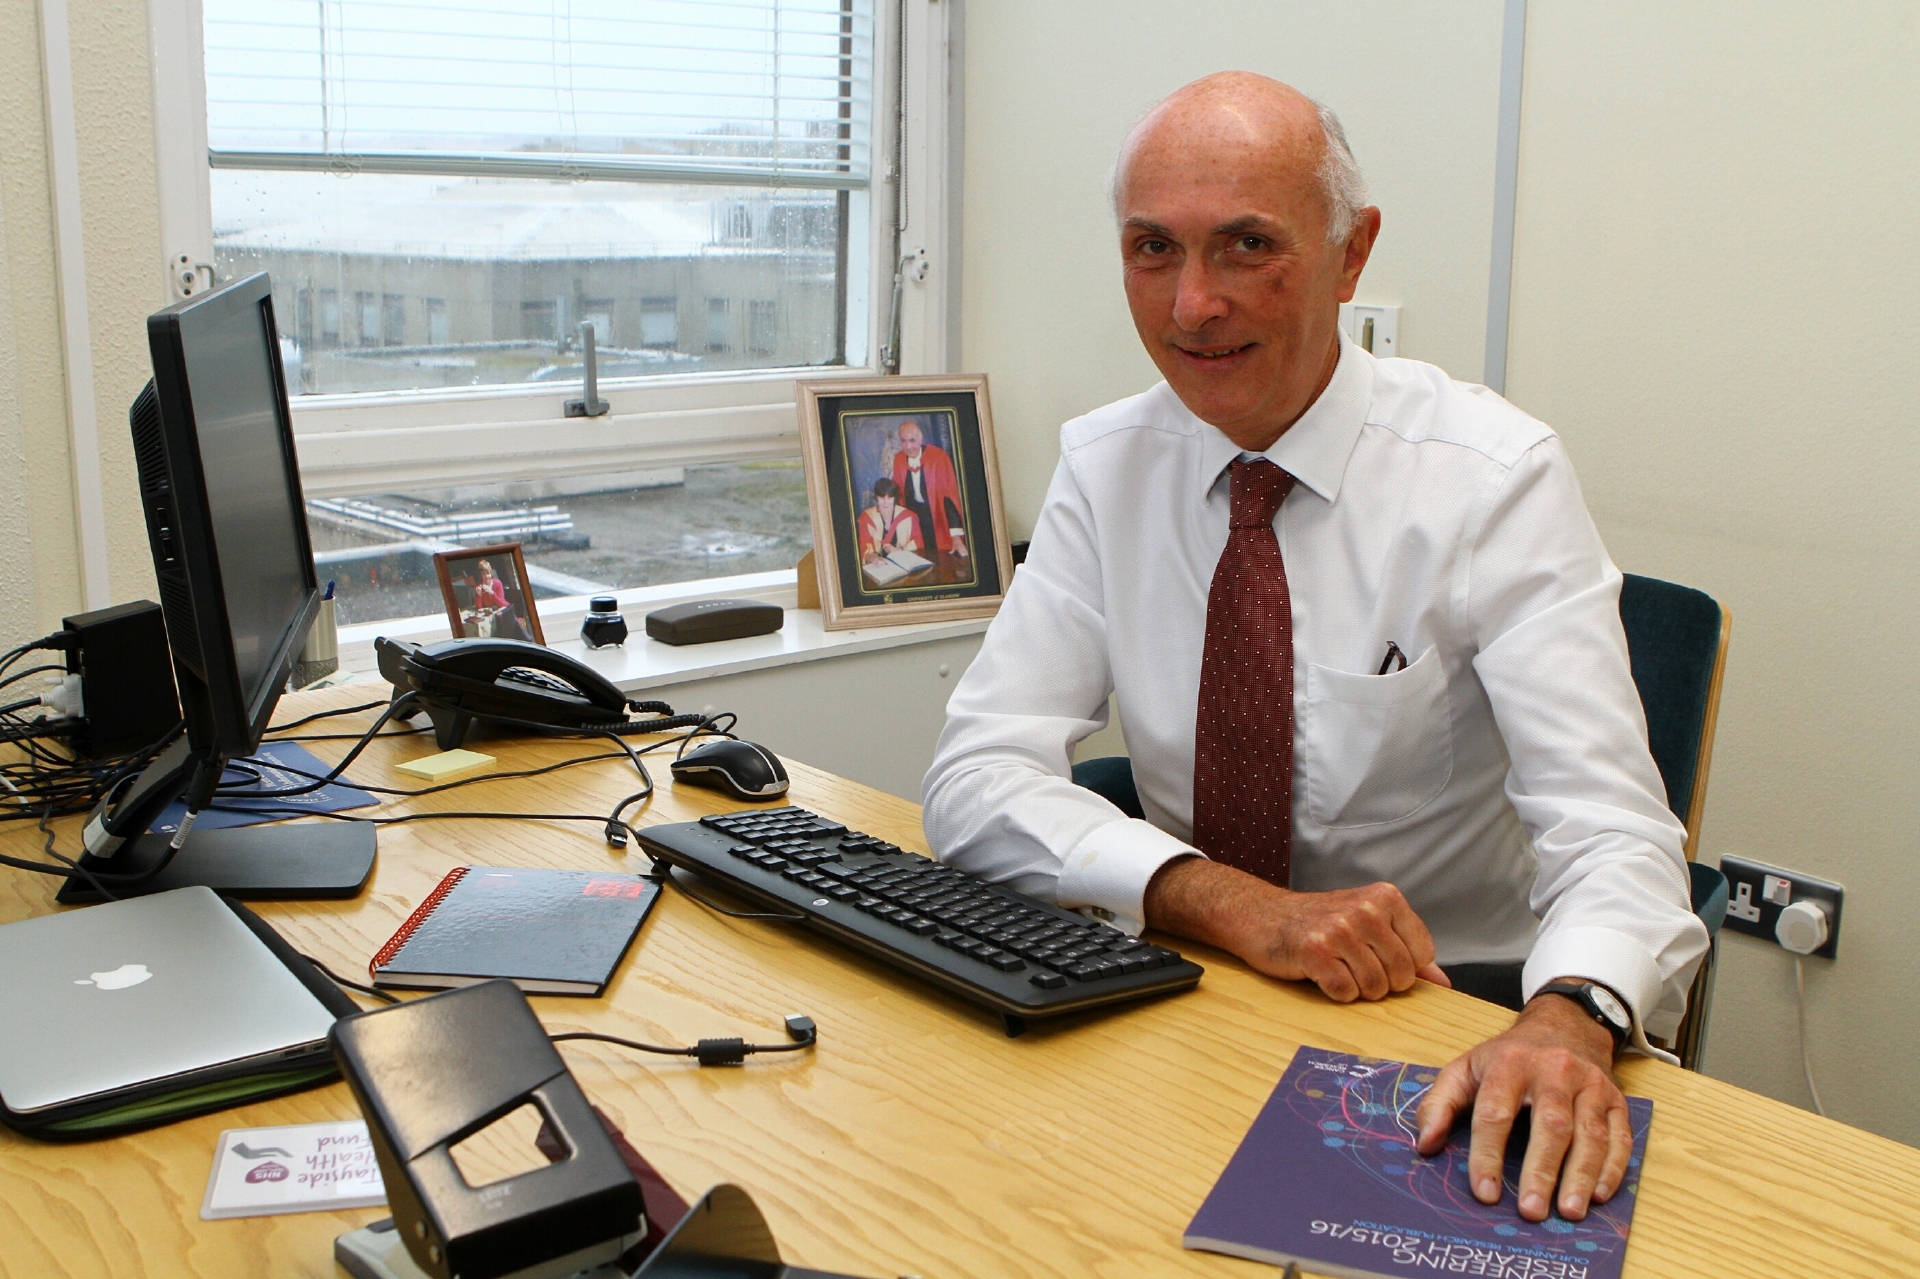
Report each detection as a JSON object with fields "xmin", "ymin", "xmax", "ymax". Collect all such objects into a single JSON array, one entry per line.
[{"xmin": 922, "ymin": 73, "xmax": 1708, "ymax": 1224}]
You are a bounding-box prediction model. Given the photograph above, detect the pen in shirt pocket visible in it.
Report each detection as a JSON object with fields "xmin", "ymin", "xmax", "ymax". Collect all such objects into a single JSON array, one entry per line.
[{"xmin": 1377, "ymin": 641, "xmax": 1408, "ymax": 675}]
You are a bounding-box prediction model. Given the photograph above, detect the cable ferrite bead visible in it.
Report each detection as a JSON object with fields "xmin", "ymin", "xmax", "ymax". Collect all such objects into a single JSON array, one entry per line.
[{"xmin": 694, "ymin": 1038, "xmax": 748, "ymax": 1067}]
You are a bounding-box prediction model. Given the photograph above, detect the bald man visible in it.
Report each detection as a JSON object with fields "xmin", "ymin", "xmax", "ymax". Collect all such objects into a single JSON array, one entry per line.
[{"xmin": 923, "ymin": 73, "xmax": 1707, "ymax": 1225}]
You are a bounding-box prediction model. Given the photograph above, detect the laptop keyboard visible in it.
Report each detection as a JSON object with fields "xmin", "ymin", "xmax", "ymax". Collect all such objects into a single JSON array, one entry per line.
[{"xmin": 636, "ymin": 806, "xmax": 1202, "ymax": 1033}]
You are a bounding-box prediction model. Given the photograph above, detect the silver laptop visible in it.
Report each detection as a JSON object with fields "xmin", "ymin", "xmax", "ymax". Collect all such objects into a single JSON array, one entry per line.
[{"xmin": 0, "ymin": 886, "xmax": 337, "ymax": 1115}]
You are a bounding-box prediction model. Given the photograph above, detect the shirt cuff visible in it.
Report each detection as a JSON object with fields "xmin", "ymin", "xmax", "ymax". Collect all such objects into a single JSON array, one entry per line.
[
  {"xmin": 1522, "ymin": 926, "xmax": 1677, "ymax": 1065},
  {"xmin": 1056, "ymin": 818, "xmax": 1199, "ymax": 935}
]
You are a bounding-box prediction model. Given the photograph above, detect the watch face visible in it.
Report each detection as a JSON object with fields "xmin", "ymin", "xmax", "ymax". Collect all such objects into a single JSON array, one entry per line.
[{"xmin": 1589, "ymin": 985, "xmax": 1629, "ymax": 1029}]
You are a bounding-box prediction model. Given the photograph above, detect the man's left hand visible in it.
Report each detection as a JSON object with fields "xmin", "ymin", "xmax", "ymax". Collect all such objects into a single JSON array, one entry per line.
[{"xmin": 1413, "ymin": 990, "xmax": 1631, "ymax": 1223}]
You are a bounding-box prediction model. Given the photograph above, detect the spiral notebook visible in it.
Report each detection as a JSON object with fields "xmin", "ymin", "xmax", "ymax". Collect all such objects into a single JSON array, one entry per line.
[{"xmin": 371, "ymin": 866, "xmax": 661, "ymax": 996}]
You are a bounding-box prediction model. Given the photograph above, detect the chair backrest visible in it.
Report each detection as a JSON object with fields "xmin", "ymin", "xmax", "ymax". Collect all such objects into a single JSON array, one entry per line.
[{"xmin": 1617, "ymin": 573, "xmax": 1731, "ymax": 860}]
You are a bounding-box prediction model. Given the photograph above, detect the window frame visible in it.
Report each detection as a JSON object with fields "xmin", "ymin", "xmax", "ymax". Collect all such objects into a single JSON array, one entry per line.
[{"xmin": 149, "ymin": 0, "xmax": 959, "ymax": 502}]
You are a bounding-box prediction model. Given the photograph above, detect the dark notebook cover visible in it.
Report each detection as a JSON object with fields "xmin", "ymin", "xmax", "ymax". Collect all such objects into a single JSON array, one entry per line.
[
  {"xmin": 152, "ymin": 741, "xmax": 378, "ymax": 835},
  {"xmin": 1185, "ymin": 1046, "xmax": 1652, "ymax": 1279},
  {"xmin": 371, "ymin": 866, "xmax": 660, "ymax": 996}
]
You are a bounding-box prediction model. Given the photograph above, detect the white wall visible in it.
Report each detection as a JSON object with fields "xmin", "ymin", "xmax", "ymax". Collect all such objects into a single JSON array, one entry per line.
[
  {"xmin": 1504, "ymin": 3, "xmax": 1920, "ymax": 1144},
  {"xmin": 961, "ymin": 0, "xmax": 1509, "ymax": 536}
]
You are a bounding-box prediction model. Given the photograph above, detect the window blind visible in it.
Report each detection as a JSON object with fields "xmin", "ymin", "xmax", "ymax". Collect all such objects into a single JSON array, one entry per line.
[{"xmin": 203, "ymin": 0, "xmax": 872, "ymax": 189}]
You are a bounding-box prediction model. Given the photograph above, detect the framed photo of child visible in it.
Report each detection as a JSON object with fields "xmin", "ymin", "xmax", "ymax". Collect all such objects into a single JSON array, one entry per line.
[
  {"xmin": 796, "ymin": 375, "xmax": 1013, "ymax": 630},
  {"xmin": 432, "ymin": 542, "xmax": 546, "ymax": 644}
]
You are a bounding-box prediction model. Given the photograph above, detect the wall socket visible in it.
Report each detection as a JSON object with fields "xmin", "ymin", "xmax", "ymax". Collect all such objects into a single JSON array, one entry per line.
[
  {"xmin": 1338, "ymin": 303, "xmax": 1399, "ymax": 357},
  {"xmin": 1718, "ymin": 854, "xmax": 1844, "ymax": 959}
]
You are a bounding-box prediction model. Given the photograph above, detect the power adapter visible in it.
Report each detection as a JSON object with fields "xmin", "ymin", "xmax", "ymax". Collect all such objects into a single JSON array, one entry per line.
[{"xmin": 59, "ymin": 601, "xmax": 181, "ymax": 758}]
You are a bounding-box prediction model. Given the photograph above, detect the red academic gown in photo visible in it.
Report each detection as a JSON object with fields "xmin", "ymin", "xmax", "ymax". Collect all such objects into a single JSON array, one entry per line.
[
  {"xmin": 859, "ymin": 504, "xmax": 922, "ymax": 562},
  {"xmin": 893, "ymin": 445, "xmax": 965, "ymax": 553}
]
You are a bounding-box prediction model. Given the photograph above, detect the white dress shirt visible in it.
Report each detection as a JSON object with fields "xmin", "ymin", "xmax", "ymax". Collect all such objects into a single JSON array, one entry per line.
[{"xmin": 923, "ymin": 335, "xmax": 1709, "ymax": 1046}]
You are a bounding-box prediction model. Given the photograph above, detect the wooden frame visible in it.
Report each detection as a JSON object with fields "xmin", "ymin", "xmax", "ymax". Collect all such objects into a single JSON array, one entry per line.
[
  {"xmin": 432, "ymin": 541, "xmax": 546, "ymax": 644},
  {"xmin": 796, "ymin": 374, "xmax": 1014, "ymax": 631}
]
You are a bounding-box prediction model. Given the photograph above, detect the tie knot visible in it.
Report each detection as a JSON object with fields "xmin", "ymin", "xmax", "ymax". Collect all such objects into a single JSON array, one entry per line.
[{"xmin": 1228, "ymin": 458, "xmax": 1296, "ymax": 528}]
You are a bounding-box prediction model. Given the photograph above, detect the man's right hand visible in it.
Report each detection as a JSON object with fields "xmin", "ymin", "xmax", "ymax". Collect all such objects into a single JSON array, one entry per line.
[{"xmin": 1142, "ymin": 855, "xmax": 1449, "ymax": 1002}]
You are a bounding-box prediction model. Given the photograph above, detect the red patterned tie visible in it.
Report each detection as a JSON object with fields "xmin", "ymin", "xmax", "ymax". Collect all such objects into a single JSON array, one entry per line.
[{"xmin": 1192, "ymin": 458, "xmax": 1298, "ymax": 887}]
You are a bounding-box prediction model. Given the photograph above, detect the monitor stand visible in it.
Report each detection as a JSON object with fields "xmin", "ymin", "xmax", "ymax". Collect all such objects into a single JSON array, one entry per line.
[{"xmin": 54, "ymin": 823, "xmax": 376, "ymax": 905}]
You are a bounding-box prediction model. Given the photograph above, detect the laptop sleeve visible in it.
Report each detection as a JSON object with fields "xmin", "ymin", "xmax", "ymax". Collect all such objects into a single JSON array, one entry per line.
[{"xmin": 1, "ymin": 897, "xmax": 360, "ymax": 1143}]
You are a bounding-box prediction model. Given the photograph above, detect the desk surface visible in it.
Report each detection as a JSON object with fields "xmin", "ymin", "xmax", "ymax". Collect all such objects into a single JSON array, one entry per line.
[{"xmin": 2, "ymin": 686, "xmax": 1916, "ymax": 1278}]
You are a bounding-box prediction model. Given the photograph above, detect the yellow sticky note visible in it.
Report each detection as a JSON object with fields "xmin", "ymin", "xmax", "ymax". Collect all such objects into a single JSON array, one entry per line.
[{"xmin": 394, "ymin": 749, "xmax": 498, "ymax": 784}]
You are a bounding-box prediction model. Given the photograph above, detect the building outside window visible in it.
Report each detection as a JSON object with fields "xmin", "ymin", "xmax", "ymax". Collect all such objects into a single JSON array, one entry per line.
[
  {"xmin": 639, "ymin": 297, "xmax": 679, "ymax": 350},
  {"xmin": 176, "ymin": 0, "xmax": 952, "ymax": 629},
  {"xmin": 748, "ymin": 300, "xmax": 779, "ymax": 356}
]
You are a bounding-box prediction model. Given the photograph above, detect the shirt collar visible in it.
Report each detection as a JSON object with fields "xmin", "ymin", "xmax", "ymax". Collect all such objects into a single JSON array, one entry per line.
[{"xmin": 1194, "ymin": 330, "xmax": 1374, "ymax": 505}]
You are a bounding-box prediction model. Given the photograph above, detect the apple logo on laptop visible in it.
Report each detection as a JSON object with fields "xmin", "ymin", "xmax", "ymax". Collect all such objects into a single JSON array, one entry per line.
[{"xmin": 74, "ymin": 964, "xmax": 153, "ymax": 990}]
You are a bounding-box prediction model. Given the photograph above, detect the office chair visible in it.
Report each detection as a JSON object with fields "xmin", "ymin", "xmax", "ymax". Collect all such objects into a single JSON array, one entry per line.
[{"xmin": 1070, "ymin": 572, "xmax": 1732, "ymax": 1070}]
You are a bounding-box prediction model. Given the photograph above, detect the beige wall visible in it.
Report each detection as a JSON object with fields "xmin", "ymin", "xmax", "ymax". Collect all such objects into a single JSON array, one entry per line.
[
  {"xmin": 961, "ymin": 0, "xmax": 1508, "ymax": 536},
  {"xmin": 0, "ymin": 0, "xmax": 165, "ymax": 650},
  {"xmin": 1505, "ymin": 3, "xmax": 1920, "ymax": 1143}
]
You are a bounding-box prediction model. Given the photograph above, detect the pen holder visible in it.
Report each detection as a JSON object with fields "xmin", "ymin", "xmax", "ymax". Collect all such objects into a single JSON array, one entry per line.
[{"xmin": 292, "ymin": 597, "xmax": 340, "ymax": 688}]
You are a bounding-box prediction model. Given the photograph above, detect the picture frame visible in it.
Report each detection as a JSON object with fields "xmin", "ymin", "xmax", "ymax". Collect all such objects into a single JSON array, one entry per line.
[
  {"xmin": 796, "ymin": 375, "xmax": 1014, "ymax": 630},
  {"xmin": 432, "ymin": 542, "xmax": 546, "ymax": 644}
]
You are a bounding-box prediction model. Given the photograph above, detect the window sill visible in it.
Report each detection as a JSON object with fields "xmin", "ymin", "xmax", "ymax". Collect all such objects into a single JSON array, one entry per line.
[{"xmin": 333, "ymin": 568, "xmax": 990, "ymax": 696}]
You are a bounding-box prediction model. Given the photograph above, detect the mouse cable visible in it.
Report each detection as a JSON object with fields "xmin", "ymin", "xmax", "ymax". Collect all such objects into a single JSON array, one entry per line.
[
  {"xmin": 645, "ymin": 861, "xmax": 806, "ymax": 923},
  {"xmin": 550, "ymin": 1015, "xmax": 817, "ymax": 1069}
]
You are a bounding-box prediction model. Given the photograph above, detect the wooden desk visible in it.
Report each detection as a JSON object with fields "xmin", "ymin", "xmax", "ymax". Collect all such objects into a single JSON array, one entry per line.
[{"xmin": 2, "ymin": 685, "xmax": 1916, "ymax": 1278}]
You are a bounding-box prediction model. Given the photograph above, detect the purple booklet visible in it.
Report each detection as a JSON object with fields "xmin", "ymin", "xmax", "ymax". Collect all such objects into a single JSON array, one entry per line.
[{"xmin": 1185, "ymin": 1046, "xmax": 1652, "ymax": 1279}]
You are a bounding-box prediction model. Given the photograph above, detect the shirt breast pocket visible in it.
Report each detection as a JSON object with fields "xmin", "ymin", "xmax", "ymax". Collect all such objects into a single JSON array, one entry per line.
[{"xmin": 1303, "ymin": 644, "xmax": 1454, "ymax": 829}]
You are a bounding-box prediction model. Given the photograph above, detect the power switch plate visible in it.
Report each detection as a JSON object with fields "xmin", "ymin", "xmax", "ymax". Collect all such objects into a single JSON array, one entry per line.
[
  {"xmin": 1339, "ymin": 303, "xmax": 1400, "ymax": 357},
  {"xmin": 1718, "ymin": 855, "xmax": 1844, "ymax": 959}
]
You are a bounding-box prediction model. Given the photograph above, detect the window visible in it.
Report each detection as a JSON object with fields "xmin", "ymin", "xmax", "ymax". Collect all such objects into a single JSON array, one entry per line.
[
  {"xmin": 748, "ymin": 300, "xmax": 779, "ymax": 356},
  {"xmin": 159, "ymin": 0, "xmax": 954, "ymax": 625},
  {"xmin": 640, "ymin": 298, "xmax": 679, "ymax": 350},
  {"xmin": 318, "ymin": 289, "xmax": 340, "ymax": 346}
]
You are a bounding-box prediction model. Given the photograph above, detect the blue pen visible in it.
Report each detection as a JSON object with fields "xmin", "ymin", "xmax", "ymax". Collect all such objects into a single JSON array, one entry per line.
[{"xmin": 323, "ymin": 579, "xmax": 336, "ymax": 601}]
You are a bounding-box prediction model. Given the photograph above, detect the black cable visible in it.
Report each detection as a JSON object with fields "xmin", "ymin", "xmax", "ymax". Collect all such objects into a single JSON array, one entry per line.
[
  {"xmin": 263, "ymin": 700, "xmax": 393, "ymax": 734},
  {"xmin": 649, "ymin": 863, "xmax": 805, "ymax": 922},
  {"xmin": 298, "ymin": 952, "xmax": 400, "ymax": 1005},
  {"xmin": 550, "ymin": 1015, "xmax": 816, "ymax": 1068},
  {"xmin": 290, "ymin": 951, "xmax": 820, "ymax": 1069},
  {"xmin": 0, "ymin": 664, "xmax": 65, "ymax": 692}
]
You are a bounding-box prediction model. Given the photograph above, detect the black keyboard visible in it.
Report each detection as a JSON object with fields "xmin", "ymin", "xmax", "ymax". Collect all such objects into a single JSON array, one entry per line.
[{"xmin": 637, "ymin": 806, "xmax": 1202, "ymax": 1035}]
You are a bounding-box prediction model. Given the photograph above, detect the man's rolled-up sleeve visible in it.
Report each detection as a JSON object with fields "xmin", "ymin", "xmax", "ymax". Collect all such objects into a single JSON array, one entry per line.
[
  {"xmin": 1466, "ymin": 436, "xmax": 1710, "ymax": 1050},
  {"xmin": 922, "ymin": 456, "xmax": 1197, "ymax": 934}
]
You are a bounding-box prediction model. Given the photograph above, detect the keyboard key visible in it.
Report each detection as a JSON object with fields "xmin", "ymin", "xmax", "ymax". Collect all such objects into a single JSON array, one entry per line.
[
  {"xmin": 728, "ymin": 845, "xmax": 758, "ymax": 858},
  {"xmin": 827, "ymin": 885, "xmax": 859, "ymax": 901},
  {"xmin": 904, "ymin": 918, "xmax": 938, "ymax": 936},
  {"xmin": 989, "ymin": 954, "xmax": 1026, "ymax": 971},
  {"xmin": 1031, "ymin": 971, "xmax": 1068, "ymax": 989}
]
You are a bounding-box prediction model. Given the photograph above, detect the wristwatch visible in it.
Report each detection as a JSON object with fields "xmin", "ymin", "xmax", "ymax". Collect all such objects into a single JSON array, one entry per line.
[{"xmin": 1536, "ymin": 980, "xmax": 1632, "ymax": 1050}]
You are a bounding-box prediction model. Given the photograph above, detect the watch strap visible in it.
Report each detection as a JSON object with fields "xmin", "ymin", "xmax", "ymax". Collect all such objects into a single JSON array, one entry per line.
[{"xmin": 1537, "ymin": 980, "xmax": 1630, "ymax": 1049}]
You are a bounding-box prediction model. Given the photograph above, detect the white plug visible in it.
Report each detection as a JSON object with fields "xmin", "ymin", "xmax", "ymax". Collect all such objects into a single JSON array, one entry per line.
[
  {"xmin": 42, "ymin": 674, "xmax": 83, "ymax": 718},
  {"xmin": 1776, "ymin": 900, "xmax": 1830, "ymax": 956}
]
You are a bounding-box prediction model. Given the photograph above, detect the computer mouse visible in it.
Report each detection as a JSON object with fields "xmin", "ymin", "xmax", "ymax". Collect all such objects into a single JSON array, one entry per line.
[{"xmin": 670, "ymin": 738, "xmax": 790, "ymax": 801}]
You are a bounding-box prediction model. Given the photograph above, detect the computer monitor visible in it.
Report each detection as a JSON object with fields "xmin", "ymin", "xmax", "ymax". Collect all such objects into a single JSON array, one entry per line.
[{"xmin": 60, "ymin": 273, "xmax": 374, "ymax": 903}]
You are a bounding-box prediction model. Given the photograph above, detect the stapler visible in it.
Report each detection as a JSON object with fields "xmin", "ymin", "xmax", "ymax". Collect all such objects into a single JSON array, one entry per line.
[{"xmin": 331, "ymin": 980, "xmax": 884, "ymax": 1279}]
